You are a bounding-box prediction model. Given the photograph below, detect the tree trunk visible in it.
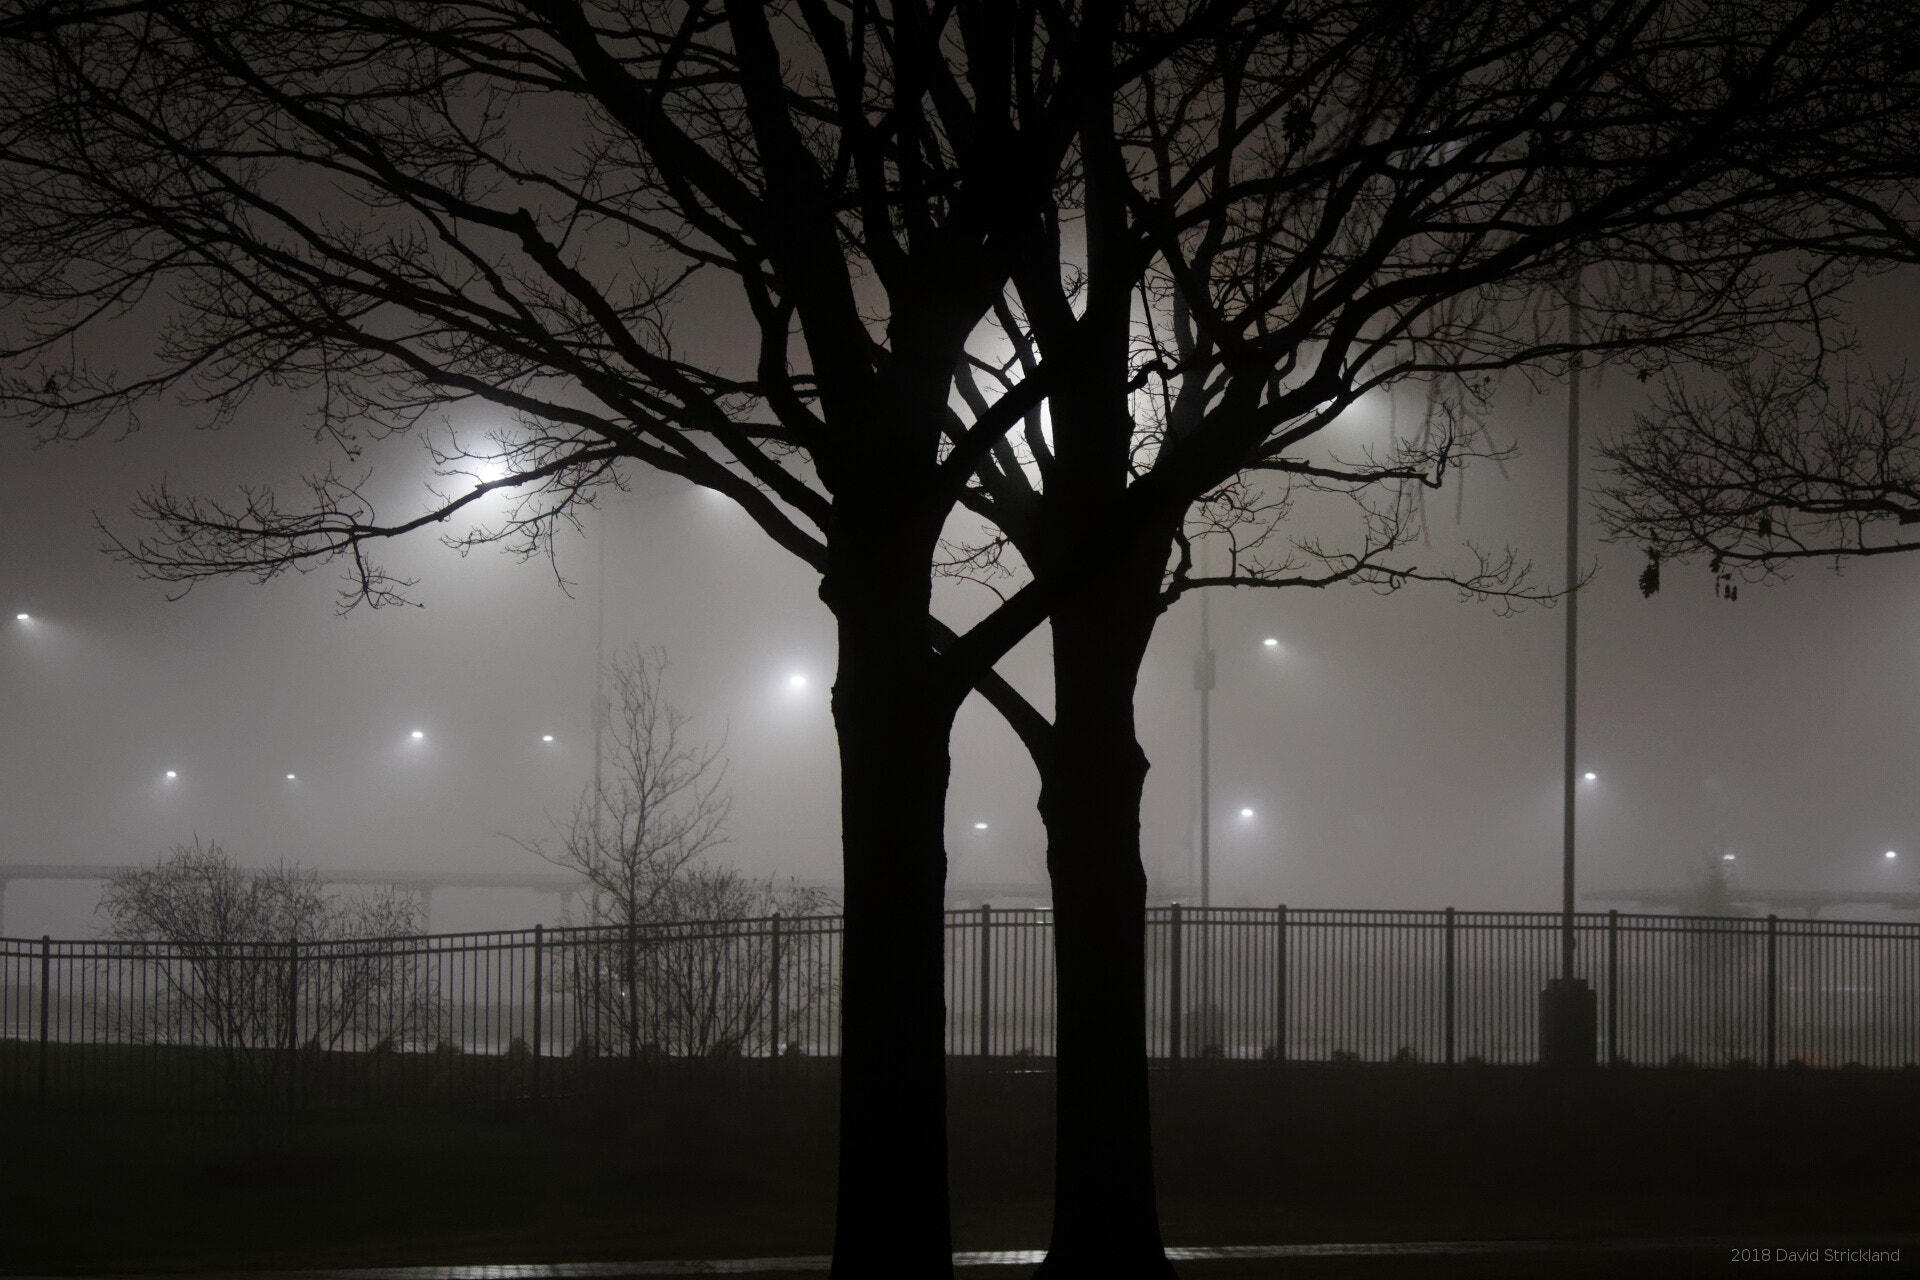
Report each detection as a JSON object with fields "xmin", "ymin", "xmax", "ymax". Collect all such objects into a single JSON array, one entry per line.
[
  {"xmin": 825, "ymin": 520, "xmax": 958, "ymax": 1280},
  {"xmin": 1036, "ymin": 573, "xmax": 1178, "ymax": 1279}
]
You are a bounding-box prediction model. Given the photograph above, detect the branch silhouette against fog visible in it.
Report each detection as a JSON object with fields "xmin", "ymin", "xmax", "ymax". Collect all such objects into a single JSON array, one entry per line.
[
  {"xmin": 512, "ymin": 648, "xmax": 729, "ymax": 926},
  {"xmin": 98, "ymin": 839, "xmax": 431, "ymax": 1121},
  {"xmin": 511, "ymin": 649, "xmax": 832, "ymax": 1059},
  {"xmin": 1597, "ymin": 363, "xmax": 1920, "ymax": 592},
  {"xmin": 10, "ymin": 5, "xmax": 1920, "ymax": 1277}
]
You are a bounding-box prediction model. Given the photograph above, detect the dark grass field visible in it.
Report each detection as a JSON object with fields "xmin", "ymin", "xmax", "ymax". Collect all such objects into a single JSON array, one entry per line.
[{"xmin": 5, "ymin": 1060, "xmax": 1920, "ymax": 1274}]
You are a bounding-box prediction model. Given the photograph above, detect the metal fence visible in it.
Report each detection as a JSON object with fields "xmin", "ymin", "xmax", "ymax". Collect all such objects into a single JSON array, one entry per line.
[{"xmin": 4, "ymin": 907, "xmax": 1918, "ymax": 1105}]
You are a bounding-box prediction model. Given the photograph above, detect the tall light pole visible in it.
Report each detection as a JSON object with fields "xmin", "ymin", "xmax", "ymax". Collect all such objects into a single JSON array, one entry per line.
[
  {"xmin": 1561, "ymin": 282, "xmax": 1581, "ymax": 984},
  {"xmin": 1543, "ymin": 272, "xmax": 1598, "ymax": 1067},
  {"xmin": 1195, "ymin": 546, "xmax": 1217, "ymax": 908}
]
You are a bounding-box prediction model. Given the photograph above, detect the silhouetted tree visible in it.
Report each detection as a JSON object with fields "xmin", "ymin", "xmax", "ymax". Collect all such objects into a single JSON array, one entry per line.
[
  {"xmin": 1599, "ymin": 363, "xmax": 1920, "ymax": 591},
  {"xmin": 9, "ymin": 5, "xmax": 1920, "ymax": 1276},
  {"xmin": 513, "ymin": 646, "xmax": 727, "ymax": 1056},
  {"xmin": 935, "ymin": 6, "xmax": 1920, "ymax": 1272},
  {"xmin": 98, "ymin": 839, "xmax": 429, "ymax": 1113}
]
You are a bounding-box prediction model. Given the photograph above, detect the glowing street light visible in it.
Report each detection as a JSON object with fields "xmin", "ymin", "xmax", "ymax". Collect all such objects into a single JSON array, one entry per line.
[
  {"xmin": 164, "ymin": 770, "xmax": 177, "ymax": 779},
  {"xmin": 973, "ymin": 822, "xmax": 989, "ymax": 830},
  {"xmin": 1887, "ymin": 851, "xmax": 1899, "ymax": 860},
  {"xmin": 1584, "ymin": 772, "xmax": 1597, "ymax": 781},
  {"xmin": 541, "ymin": 734, "xmax": 555, "ymax": 743},
  {"xmin": 1722, "ymin": 853, "xmax": 1736, "ymax": 862},
  {"xmin": 788, "ymin": 674, "xmax": 808, "ymax": 689},
  {"xmin": 285, "ymin": 773, "xmax": 297, "ymax": 781},
  {"xmin": 410, "ymin": 730, "xmax": 425, "ymax": 740},
  {"xmin": 1240, "ymin": 807, "xmax": 1254, "ymax": 818},
  {"xmin": 1262, "ymin": 637, "xmax": 1279, "ymax": 648},
  {"xmin": 14, "ymin": 613, "xmax": 27, "ymax": 622}
]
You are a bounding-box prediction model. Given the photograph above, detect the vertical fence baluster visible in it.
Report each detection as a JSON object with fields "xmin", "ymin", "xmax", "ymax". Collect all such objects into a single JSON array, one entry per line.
[
  {"xmin": 1607, "ymin": 910, "xmax": 1620, "ymax": 1067},
  {"xmin": 1766, "ymin": 914, "xmax": 1778, "ymax": 1070},
  {"xmin": 1444, "ymin": 907, "xmax": 1456, "ymax": 1066},
  {"xmin": 1275, "ymin": 905, "xmax": 1287, "ymax": 1064},
  {"xmin": 1169, "ymin": 904, "xmax": 1183, "ymax": 1063},
  {"xmin": 284, "ymin": 937, "xmax": 299, "ymax": 1113},
  {"xmin": 531, "ymin": 923, "xmax": 544, "ymax": 1097},
  {"xmin": 37, "ymin": 935, "xmax": 50, "ymax": 1103},
  {"xmin": 769, "ymin": 912, "xmax": 782, "ymax": 1060},
  {"xmin": 976, "ymin": 904, "xmax": 991, "ymax": 1058}
]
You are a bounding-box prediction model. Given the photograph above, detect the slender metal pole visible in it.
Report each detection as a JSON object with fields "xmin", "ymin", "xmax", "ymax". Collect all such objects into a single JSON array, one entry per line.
[
  {"xmin": 1562, "ymin": 277, "xmax": 1583, "ymax": 983},
  {"xmin": 1169, "ymin": 904, "xmax": 1184, "ymax": 1062},
  {"xmin": 38, "ymin": 935, "xmax": 51, "ymax": 1103},
  {"xmin": 1198, "ymin": 572, "xmax": 1215, "ymax": 909},
  {"xmin": 1274, "ymin": 905, "xmax": 1287, "ymax": 1064},
  {"xmin": 1607, "ymin": 909, "xmax": 1620, "ymax": 1066},
  {"xmin": 768, "ymin": 911, "xmax": 782, "ymax": 1059},
  {"xmin": 1766, "ymin": 914, "xmax": 1779, "ymax": 1070},
  {"xmin": 531, "ymin": 922, "xmax": 544, "ymax": 1097},
  {"xmin": 977, "ymin": 904, "xmax": 992, "ymax": 1058},
  {"xmin": 285, "ymin": 936, "xmax": 300, "ymax": 1114},
  {"xmin": 1444, "ymin": 907, "xmax": 1457, "ymax": 1065}
]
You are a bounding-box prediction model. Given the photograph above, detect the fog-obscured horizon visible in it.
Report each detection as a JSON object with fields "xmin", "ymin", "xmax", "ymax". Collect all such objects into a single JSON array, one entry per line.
[{"xmin": 6, "ymin": 276, "xmax": 1920, "ymax": 938}]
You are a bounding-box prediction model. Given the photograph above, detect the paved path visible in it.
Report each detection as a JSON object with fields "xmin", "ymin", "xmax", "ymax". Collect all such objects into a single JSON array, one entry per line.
[{"xmin": 18, "ymin": 1237, "xmax": 1919, "ymax": 1279}]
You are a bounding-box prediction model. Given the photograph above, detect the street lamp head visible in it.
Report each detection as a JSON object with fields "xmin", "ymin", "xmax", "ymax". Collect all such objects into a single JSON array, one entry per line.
[
  {"xmin": 1887, "ymin": 851, "xmax": 1899, "ymax": 860},
  {"xmin": 1240, "ymin": 807, "xmax": 1254, "ymax": 818},
  {"xmin": 410, "ymin": 730, "xmax": 425, "ymax": 740},
  {"xmin": 13, "ymin": 613, "xmax": 27, "ymax": 622},
  {"xmin": 1584, "ymin": 771, "xmax": 1596, "ymax": 781},
  {"xmin": 285, "ymin": 773, "xmax": 296, "ymax": 781},
  {"xmin": 788, "ymin": 673, "xmax": 807, "ymax": 688},
  {"xmin": 541, "ymin": 734, "xmax": 554, "ymax": 743},
  {"xmin": 973, "ymin": 822, "xmax": 988, "ymax": 830},
  {"xmin": 1722, "ymin": 853, "xmax": 1735, "ymax": 862},
  {"xmin": 164, "ymin": 770, "xmax": 177, "ymax": 779},
  {"xmin": 1262, "ymin": 637, "xmax": 1279, "ymax": 648}
]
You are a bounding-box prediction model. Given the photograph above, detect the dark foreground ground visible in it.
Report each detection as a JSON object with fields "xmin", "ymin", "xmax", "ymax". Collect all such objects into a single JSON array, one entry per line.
[{"xmin": 6, "ymin": 1061, "xmax": 1919, "ymax": 1277}]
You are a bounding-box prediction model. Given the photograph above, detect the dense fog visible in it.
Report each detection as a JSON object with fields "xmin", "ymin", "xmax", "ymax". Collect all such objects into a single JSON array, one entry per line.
[{"xmin": 5, "ymin": 278, "xmax": 1919, "ymax": 940}]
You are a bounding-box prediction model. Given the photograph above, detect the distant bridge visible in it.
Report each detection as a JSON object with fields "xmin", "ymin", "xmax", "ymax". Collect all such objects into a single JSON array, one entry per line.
[
  {"xmin": 0, "ymin": 863, "xmax": 588, "ymax": 933},
  {"xmin": 1588, "ymin": 887, "xmax": 1920, "ymax": 917}
]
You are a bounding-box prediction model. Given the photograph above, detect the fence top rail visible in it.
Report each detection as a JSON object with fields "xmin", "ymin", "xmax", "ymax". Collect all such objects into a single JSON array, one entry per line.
[{"xmin": 6, "ymin": 905, "xmax": 1917, "ymax": 952}]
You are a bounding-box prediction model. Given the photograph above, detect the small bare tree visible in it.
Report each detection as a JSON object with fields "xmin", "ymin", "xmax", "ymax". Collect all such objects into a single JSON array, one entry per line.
[
  {"xmin": 98, "ymin": 839, "xmax": 430, "ymax": 1111},
  {"xmin": 638, "ymin": 867, "xmax": 836, "ymax": 1058},
  {"xmin": 515, "ymin": 647, "xmax": 731, "ymax": 1057}
]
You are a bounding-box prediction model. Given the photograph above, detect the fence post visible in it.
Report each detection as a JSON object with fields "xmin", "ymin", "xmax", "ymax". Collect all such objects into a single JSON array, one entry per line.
[
  {"xmin": 1275, "ymin": 905, "xmax": 1288, "ymax": 1064},
  {"xmin": 977, "ymin": 904, "xmax": 992, "ymax": 1058},
  {"xmin": 38, "ymin": 935, "xmax": 50, "ymax": 1103},
  {"xmin": 1765, "ymin": 914, "xmax": 1778, "ymax": 1070},
  {"xmin": 531, "ymin": 923, "xmax": 544, "ymax": 1098},
  {"xmin": 285, "ymin": 937, "xmax": 300, "ymax": 1114},
  {"xmin": 1444, "ymin": 907, "xmax": 1456, "ymax": 1066},
  {"xmin": 626, "ymin": 919, "xmax": 639, "ymax": 1062},
  {"xmin": 1169, "ymin": 904, "xmax": 1183, "ymax": 1063},
  {"xmin": 768, "ymin": 911, "xmax": 782, "ymax": 1060},
  {"xmin": 1607, "ymin": 909, "xmax": 1620, "ymax": 1067}
]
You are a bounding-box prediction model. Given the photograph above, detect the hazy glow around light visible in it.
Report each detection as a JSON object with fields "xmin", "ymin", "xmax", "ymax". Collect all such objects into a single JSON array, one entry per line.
[
  {"xmin": 1888, "ymin": 851, "xmax": 1899, "ymax": 859},
  {"xmin": 542, "ymin": 734, "xmax": 554, "ymax": 743},
  {"xmin": 973, "ymin": 822, "xmax": 989, "ymax": 830},
  {"xmin": 1723, "ymin": 853, "xmax": 1736, "ymax": 861},
  {"xmin": 410, "ymin": 730, "xmax": 425, "ymax": 740},
  {"xmin": 14, "ymin": 613, "xmax": 26, "ymax": 622},
  {"xmin": 164, "ymin": 770, "xmax": 177, "ymax": 779},
  {"xmin": 1240, "ymin": 807, "xmax": 1254, "ymax": 818},
  {"xmin": 286, "ymin": 773, "xmax": 296, "ymax": 781},
  {"xmin": 1262, "ymin": 637, "xmax": 1279, "ymax": 647},
  {"xmin": 1584, "ymin": 772, "xmax": 1596, "ymax": 781},
  {"xmin": 788, "ymin": 674, "xmax": 807, "ymax": 688}
]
